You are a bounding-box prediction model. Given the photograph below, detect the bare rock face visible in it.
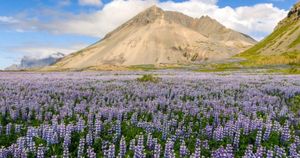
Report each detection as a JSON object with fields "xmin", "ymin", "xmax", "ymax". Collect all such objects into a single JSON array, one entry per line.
[
  {"xmin": 52, "ymin": 6, "xmax": 256, "ymax": 70},
  {"xmin": 288, "ymin": 2, "xmax": 300, "ymax": 19},
  {"xmin": 276, "ymin": 2, "xmax": 300, "ymax": 30}
]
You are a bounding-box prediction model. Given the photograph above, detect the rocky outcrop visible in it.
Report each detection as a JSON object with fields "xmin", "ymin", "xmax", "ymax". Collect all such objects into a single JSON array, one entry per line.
[
  {"xmin": 288, "ymin": 2, "xmax": 300, "ymax": 18},
  {"xmin": 276, "ymin": 2, "xmax": 300, "ymax": 30}
]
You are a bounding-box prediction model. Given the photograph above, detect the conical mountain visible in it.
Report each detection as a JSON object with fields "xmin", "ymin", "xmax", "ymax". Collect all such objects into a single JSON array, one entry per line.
[
  {"xmin": 238, "ymin": 2, "xmax": 300, "ymax": 65},
  {"xmin": 52, "ymin": 6, "xmax": 256, "ymax": 70}
]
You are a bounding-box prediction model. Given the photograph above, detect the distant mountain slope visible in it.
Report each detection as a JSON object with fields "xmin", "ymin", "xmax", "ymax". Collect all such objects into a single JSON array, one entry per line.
[
  {"xmin": 5, "ymin": 64, "xmax": 20, "ymax": 71},
  {"xmin": 50, "ymin": 6, "xmax": 256, "ymax": 70},
  {"xmin": 5, "ymin": 52, "xmax": 64, "ymax": 70},
  {"xmin": 238, "ymin": 2, "xmax": 300, "ymax": 65}
]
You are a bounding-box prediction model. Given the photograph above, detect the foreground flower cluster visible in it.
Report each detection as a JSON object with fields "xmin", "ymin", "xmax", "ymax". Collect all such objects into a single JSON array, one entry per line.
[{"xmin": 0, "ymin": 71, "xmax": 300, "ymax": 158}]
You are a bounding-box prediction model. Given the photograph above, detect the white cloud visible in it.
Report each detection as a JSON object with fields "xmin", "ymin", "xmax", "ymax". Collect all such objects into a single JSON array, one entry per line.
[
  {"xmin": 0, "ymin": 16, "xmax": 18, "ymax": 24},
  {"xmin": 79, "ymin": 0, "xmax": 103, "ymax": 6},
  {"xmin": 0, "ymin": 0, "xmax": 288, "ymax": 40},
  {"xmin": 58, "ymin": 0, "xmax": 71, "ymax": 7},
  {"xmin": 158, "ymin": 1, "xmax": 287, "ymax": 40},
  {"xmin": 40, "ymin": 0, "xmax": 155, "ymax": 37}
]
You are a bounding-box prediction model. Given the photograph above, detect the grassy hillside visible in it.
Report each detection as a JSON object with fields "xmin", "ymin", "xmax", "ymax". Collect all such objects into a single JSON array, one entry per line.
[
  {"xmin": 236, "ymin": 19, "xmax": 300, "ymax": 65},
  {"xmin": 227, "ymin": 6, "xmax": 300, "ymax": 72},
  {"xmin": 235, "ymin": 1, "xmax": 300, "ymax": 64},
  {"xmin": 239, "ymin": 22, "xmax": 293, "ymax": 57}
]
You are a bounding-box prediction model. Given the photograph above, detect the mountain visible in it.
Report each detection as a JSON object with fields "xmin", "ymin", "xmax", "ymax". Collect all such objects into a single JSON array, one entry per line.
[
  {"xmin": 5, "ymin": 64, "xmax": 20, "ymax": 71},
  {"xmin": 51, "ymin": 6, "xmax": 256, "ymax": 70},
  {"xmin": 238, "ymin": 2, "xmax": 300, "ymax": 65},
  {"xmin": 5, "ymin": 52, "xmax": 64, "ymax": 70}
]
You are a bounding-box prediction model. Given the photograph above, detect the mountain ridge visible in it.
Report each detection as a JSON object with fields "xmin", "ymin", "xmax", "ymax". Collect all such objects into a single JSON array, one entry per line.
[
  {"xmin": 104, "ymin": 6, "xmax": 255, "ymax": 43},
  {"xmin": 49, "ymin": 5, "xmax": 256, "ymax": 70},
  {"xmin": 5, "ymin": 52, "xmax": 65, "ymax": 70}
]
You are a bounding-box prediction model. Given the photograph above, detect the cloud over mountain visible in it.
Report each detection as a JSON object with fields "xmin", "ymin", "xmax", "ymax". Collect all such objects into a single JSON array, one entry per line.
[
  {"xmin": 0, "ymin": 0, "xmax": 287, "ymax": 40},
  {"xmin": 79, "ymin": 0, "xmax": 103, "ymax": 6},
  {"xmin": 5, "ymin": 52, "xmax": 65, "ymax": 70}
]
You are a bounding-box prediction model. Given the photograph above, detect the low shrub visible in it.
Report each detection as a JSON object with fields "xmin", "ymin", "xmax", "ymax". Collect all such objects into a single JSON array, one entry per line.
[{"xmin": 137, "ymin": 74, "xmax": 160, "ymax": 83}]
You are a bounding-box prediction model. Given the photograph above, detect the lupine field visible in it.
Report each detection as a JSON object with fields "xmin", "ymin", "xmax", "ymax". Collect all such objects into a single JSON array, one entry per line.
[{"xmin": 0, "ymin": 71, "xmax": 300, "ymax": 158}]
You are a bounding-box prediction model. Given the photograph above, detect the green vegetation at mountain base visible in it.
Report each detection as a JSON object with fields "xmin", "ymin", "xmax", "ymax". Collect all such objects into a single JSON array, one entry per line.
[{"xmin": 238, "ymin": 51, "xmax": 300, "ymax": 66}]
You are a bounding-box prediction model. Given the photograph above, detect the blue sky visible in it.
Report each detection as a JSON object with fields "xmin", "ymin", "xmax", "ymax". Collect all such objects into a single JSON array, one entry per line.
[{"xmin": 0, "ymin": 0, "xmax": 297, "ymax": 69}]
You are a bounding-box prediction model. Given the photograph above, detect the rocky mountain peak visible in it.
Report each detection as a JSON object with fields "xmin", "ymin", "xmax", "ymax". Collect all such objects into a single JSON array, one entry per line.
[
  {"xmin": 132, "ymin": 5, "xmax": 165, "ymax": 24},
  {"xmin": 199, "ymin": 15, "xmax": 215, "ymax": 22},
  {"xmin": 144, "ymin": 5, "xmax": 163, "ymax": 14},
  {"xmin": 51, "ymin": 5, "xmax": 256, "ymax": 70},
  {"xmin": 288, "ymin": 2, "xmax": 300, "ymax": 19},
  {"xmin": 276, "ymin": 1, "xmax": 300, "ymax": 30}
]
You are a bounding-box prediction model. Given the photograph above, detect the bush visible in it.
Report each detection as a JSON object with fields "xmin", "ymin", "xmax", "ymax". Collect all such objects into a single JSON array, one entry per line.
[
  {"xmin": 288, "ymin": 67, "xmax": 300, "ymax": 74},
  {"xmin": 289, "ymin": 95, "xmax": 300, "ymax": 115},
  {"xmin": 137, "ymin": 74, "xmax": 160, "ymax": 83}
]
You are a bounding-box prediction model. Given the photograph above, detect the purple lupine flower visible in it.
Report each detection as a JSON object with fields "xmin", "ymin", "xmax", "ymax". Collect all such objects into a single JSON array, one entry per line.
[
  {"xmin": 225, "ymin": 144, "xmax": 234, "ymax": 158},
  {"xmin": 212, "ymin": 147, "xmax": 228, "ymax": 158},
  {"xmin": 15, "ymin": 124, "xmax": 22, "ymax": 134},
  {"xmin": 243, "ymin": 145, "xmax": 255, "ymax": 158},
  {"xmin": 202, "ymin": 140, "xmax": 209, "ymax": 150},
  {"xmin": 281, "ymin": 122, "xmax": 290, "ymax": 142},
  {"xmin": 63, "ymin": 134, "xmax": 71, "ymax": 148},
  {"xmin": 164, "ymin": 138, "xmax": 174, "ymax": 158},
  {"xmin": 52, "ymin": 132, "xmax": 59, "ymax": 144},
  {"xmin": 179, "ymin": 140, "xmax": 188, "ymax": 157},
  {"xmin": 146, "ymin": 133, "xmax": 153, "ymax": 150},
  {"xmin": 255, "ymin": 146, "xmax": 265, "ymax": 157},
  {"xmin": 134, "ymin": 134, "xmax": 145, "ymax": 158},
  {"xmin": 115, "ymin": 120, "xmax": 121, "ymax": 137},
  {"xmin": 119, "ymin": 136, "xmax": 126, "ymax": 158},
  {"xmin": 107, "ymin": 144, "xmax": 115, "ymax": 158},
  {"xmin": 77, "ymin": 138, "xmax": 85, "ymax": 158},
  {"xmin": 129, "ymin": 139, "xmax": 135, "ymax": 151},
  {"xmin": 77, "ymin": 118, "xmax": 85, "ymax": 133},
  {"xmin": 289, "ymin": 143, "xmax": 299, "ymax": 157},
  {"xmin": 20, "ymin": 149, "xmax": 27, "ymax": 158},
  {"xmin": 195, "ymin": 139, "xmax": 201, "ymax": 148},
  {"xmin": 153, "ymin": 142, "xmax": 161, "ymax": 158},
  {"xmin": 263, "ymin": 124, "xmax": 272, "ymax": 141},
  {"xmin": 255, "ymin": 130, "xmax": 262, "ymax": 147},
  {"xmin": 94, "ymin": 119, "xmax": 102, "ymax": 137},
  {"xmin": 295, "ymin": 136, "xmax": 300, "ymax": 147},
  {"xmin": 37, "ymin": 145, "xmax": 45, "ymax": 158},
  {"xmin": 274, "ymin": 145, "xmax": 286, "ymax": 157},
  {"xmin": 6, "ymin": 123, "xmax": 12, "ymax": 135},
  {"xmin": 87, "ymin": 146, "xmax": 96, "ymax": 158},
  {"xmin": 63, "ymin": 146, "xmax": 70, "ymax": 158},
  {"xmin": 266, "ymin": 150, "xmax": 274, "ymax": 158},
  {"xmin": 86, "ymin": 132, "xmax": 93, "ymax": 146},
  {"xmin": 233, "ymin": 129, "xmax": 240, "ymax": 150},
  {"xmin": 213, "ymin": 126, "xmax": 224, "ymax": 141},
  {"xmin": 191, "ymin": 146, "xmax": 201, "ymax": 158}
]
